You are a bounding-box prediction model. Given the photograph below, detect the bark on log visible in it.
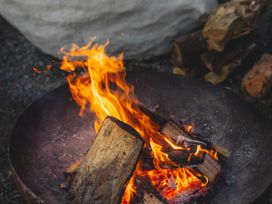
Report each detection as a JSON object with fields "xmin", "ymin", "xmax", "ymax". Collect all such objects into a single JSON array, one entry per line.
[
  {"xmin": 64, "ymin": 158, "xmax": 83, "ymax": 177},
  {"xmin": 70, "ymin": 116, "xmax": 144, "ymax": 204},
  {"xmin": 140, "ymin": 147, "xmax": 204, "ymax": 168},
  {"xmin": 203, "ymin": 37, "xmax": 256, "ymax": 84},
  {"xmin": 242, "ymin": 53, "xmax": 272, "ymax": 98},
  {"xmin": 171, "ymin": 31, "xmax": 206, "ymax": 67},
  {"xmin": 201, "ymin": 36, "xmax": 256, "ymax": 74},
  {"xmin": 203, "ymin": 0, "xmax": 266, "ymax": 52},
  {"xmin": 135, "ymin": 176, "xmax": 167, "ymax": 204}
]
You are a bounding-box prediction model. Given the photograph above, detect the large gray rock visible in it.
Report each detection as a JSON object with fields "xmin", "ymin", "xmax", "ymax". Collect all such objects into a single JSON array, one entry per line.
[{"xmin": 0, "ymin": 0, "xmax": 217, "ymax": 59}]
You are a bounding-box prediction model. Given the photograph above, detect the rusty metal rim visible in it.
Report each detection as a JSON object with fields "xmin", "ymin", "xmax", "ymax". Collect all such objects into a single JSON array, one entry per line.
[{"xmin": 8, "ymin": 142, "xmax": 45, "ymax": 204}]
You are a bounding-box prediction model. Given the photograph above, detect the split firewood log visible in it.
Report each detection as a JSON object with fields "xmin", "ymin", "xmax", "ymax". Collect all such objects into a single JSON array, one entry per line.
[
  {"xmin": 140, "ymin": 148, "xmax": 223, "ymax": 183},
  {"xmin": 139, "ymin": 105, "xmax": 230, "ymax": 159},
  {"xmin": 203, "ymin": 0, "xmax": 267, "ymax": 52},
  {"xmin": 203, "ymin": 37, "xmax": 256, "ymax": 84},
  {"xmin": 161, "ymin": 120, "xmax": 230, "ymax": 158},
  {"xmin": 201, "ymin": 36, "xmax": 256, "ymax": 73},
  {"xmin": 135, "ymin": 176, "xmax": 167, "ymax": 204},
  {"xmin": 171, "ymin": 31, "xmax": 206, "ymax": 67},
  {"xmin": 194, "ymin": 154, "xmax": 221, "ymax": 182},
  {"xmin": 242, "ymin": 53, "xmax": 272, "ymax": 98},
  {"xmin": 142, "ymin": 193, "xmax": 164, "ymax": 204},
  {"xmin": 160, "ymin": 120, "xmax": 225, "ymax": 183},
  {"xmin": 161, "ymin": 120, "xmax": 230, "ymax": 182},
  {"xmin": 138, "ymin": 106, "xmax": 228, "ymax": 183},
  {"xmin": 70, "ymin": 116, "xmax": 144, "ymax": 204},
  {"xmin": 140, "ymin": 147, "xmax": 204, "ymax": 170}
]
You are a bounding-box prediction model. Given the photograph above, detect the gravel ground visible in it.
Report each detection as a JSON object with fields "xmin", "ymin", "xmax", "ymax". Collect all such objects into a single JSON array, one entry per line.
[
  {"xmin": 0, "ymin": 16, "xmax": 65, "ymax": 204},
  {"xmin": 0, "ymin": 3, "xmax": 272, "ymax": 203}
]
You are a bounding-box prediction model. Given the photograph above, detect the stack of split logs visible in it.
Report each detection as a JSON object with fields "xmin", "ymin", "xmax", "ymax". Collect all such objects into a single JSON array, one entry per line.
[
  {"xmin": 171, "ymin": 0, "xmax": 271, "ymax": 98},
  {"xmin": 62, "ymin": 106, "xmax": 230, "ymax": 204}
]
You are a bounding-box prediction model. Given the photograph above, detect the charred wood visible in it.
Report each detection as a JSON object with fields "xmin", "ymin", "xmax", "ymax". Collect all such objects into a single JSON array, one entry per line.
[
  {"xmin": 161, "ymin": 120, "xmax": 230, "ymax": 159},
  {"xmin": 194, "ymin": 154, "xmax": 221, "ymax": 182},
  {"xmin": 135, "ymin": 176, "xmax": 168, "ymax": 204}
]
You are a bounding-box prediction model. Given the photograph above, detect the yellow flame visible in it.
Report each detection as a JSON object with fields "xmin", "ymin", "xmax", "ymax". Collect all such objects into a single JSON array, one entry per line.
[{"xmin": 60, "ymin": 41, "xmax": 215, "ymax": 203}]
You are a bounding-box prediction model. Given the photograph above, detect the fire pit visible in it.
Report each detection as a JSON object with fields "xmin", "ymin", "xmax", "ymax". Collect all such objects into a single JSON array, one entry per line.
[{"xmin": 9, "ymin": 71, "xmax": 272, "ymax": 203}]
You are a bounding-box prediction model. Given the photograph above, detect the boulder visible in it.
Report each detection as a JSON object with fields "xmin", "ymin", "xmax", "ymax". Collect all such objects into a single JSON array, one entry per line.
[{"xmin": 0, "ymin": 0, "xmax": 217, "ymax": 59}]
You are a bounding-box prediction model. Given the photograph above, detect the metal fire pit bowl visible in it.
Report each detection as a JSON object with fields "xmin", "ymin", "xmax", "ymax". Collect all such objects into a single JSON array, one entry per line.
[{"xmin": 9, "ymin": 72, "xmax": 272, "ymax": 204}]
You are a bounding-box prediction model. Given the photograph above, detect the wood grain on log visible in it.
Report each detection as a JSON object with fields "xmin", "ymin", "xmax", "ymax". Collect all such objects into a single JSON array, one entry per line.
[
  {"xmin": 161, "ymin": 120, "xmax": 188, "ymax": 142},
  {"xmin": 203, "ymin": 0, "xmax": 266, "ymax": 52},
  {"xmin": 70, "ymin": 116, "xmax": 143, "ymax": 204},
  {"xmin": 195, "ymin": 154, "xmax": 221, "ymax": 182},
  {"xmin": 161, "ymin": 120, "xmax": 230, "ymax": 159},
  {"xmin": 135, "ymin": 176, "xmax": 167, "ymax": 204},
  {"xmin": 142, "ymin": 193, "xmax": 164, "ymax": 204},
  {"xmin": 242, "ymin": 53, "xmax": 272, "ymax": 98}
]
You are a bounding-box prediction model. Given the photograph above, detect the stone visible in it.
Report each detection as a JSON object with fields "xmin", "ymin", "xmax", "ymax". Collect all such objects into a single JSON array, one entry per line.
[{"xmin": 0, "ymin": 0, "xmax": 217, "ymax": 60}]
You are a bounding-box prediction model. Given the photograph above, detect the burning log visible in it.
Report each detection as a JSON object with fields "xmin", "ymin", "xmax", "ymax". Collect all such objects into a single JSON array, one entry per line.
[
  {"xmin": 194, "ymin": 154, "xmax": 221, "ymax": 182},
  {"xmin": 139, "ymin": 105, "xmax": 230, "ymax": 159},
  {"xmin": 202, "ymin": 0, "xmax": 266, "ymax": 52},
  {"xmin": 59, "ymin": 39, "xmax": 230, "ymax": 203},
  {"xmin": 140, "ymin": 147, "xmax": 204, "ymax": 170},
  {"xmin": 161, "ymin": 120, "xmax": 230, "ymax": 159},
  {"xmin": 242, "ymin": 53, "xmax": 272, "ymax": 98},
  {"xmin": 171, "ymin": 31, "xmax": 206, "ymax": 67},
  {"xmin": 142, "ymin": 193, "xmax": 164, "ymax": 204},
  {"xmin": 160, "ymin": 120, "xmax": 228, "ymax": 182},
  {"xmin": 135, "ymin": 176, "xmax": 167, "ymax": 204},
  {"xmin": 70, "ymin": 116, "xmax": 143, "ymax": 204}
]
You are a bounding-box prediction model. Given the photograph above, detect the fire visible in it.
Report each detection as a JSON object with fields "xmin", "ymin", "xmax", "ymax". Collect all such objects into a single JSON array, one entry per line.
[{"xmin": 60, "ymin": 40, "xmax": 215, "ymax": 203}]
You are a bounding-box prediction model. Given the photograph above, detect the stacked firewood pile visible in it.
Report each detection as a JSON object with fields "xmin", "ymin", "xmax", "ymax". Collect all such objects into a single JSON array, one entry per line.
[{"xmin": 171, "ymin": 0, "xmax": 272, "ymax": 99}]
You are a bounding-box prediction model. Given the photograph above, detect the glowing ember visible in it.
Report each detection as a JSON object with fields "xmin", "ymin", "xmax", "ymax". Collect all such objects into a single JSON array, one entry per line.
[{"xmin": 60, "ymin": 40, "xmax": 217, "ymax": 203}]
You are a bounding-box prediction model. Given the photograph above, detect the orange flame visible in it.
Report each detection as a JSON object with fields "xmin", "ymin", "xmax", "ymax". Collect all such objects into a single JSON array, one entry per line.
[{"xmin": 60, "ymin": 40, "xmax": 214, "ymax": 203}]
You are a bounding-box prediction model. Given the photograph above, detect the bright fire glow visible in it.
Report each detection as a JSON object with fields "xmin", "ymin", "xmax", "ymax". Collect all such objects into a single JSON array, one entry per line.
[{"xmin": 60, "ymin": 40, "xmax": 216, "ymax": 203}]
